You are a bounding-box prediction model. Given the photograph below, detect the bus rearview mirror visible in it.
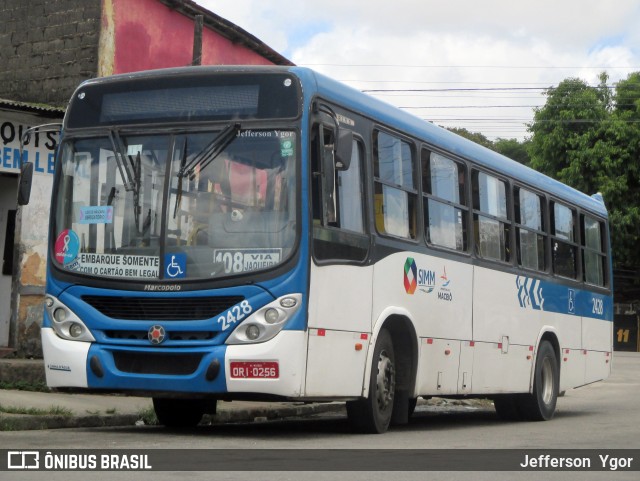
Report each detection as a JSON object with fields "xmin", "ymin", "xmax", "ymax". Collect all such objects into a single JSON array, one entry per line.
[
  {"xmin": 334, "ymin": 129, "xmax": 353, "ymax": 171},
  {"xmin": 17, "ymin": 162, "xmax": 34, "ymax": 206}
]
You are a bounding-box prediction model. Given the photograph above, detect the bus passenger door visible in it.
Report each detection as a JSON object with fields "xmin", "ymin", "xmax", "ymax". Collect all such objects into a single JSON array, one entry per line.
[{"xmin": 305, "ymin": 121, "xmax": 373, "ymax": 397}]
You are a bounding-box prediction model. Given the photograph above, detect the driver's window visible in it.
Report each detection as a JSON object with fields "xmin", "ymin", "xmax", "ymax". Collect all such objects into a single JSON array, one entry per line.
[{"xmin": 311, "ymin": 122, "xmax": 368, "ymax": 262}]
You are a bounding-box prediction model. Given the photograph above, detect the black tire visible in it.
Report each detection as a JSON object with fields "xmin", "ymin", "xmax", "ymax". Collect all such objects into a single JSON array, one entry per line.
[
  {"xmin": 152, "ymin": 398, "xmax": 208, "ymax": 428},
  {"xmin": 518, "ymin": 341, "xmax": 559, "ymax": 421},
  {"xmin": 493, "ymin": 395, "xmax": 523, "ymax": 421},
  {"xmin": 347, "ymin": 329, "xmax": 396, "ymax": 434},
  {"xmin": 408, "ymin": 397, "xmax": 418, "ymax": 418}
]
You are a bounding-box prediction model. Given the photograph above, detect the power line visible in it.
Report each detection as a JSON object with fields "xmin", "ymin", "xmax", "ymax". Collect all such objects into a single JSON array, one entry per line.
[{"xmin": 304, "ymin": 63, "xmax": 640, "ymax": 69}]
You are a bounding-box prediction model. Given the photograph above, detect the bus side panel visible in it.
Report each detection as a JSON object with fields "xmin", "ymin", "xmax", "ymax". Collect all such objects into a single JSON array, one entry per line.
[
  {"xmin": 582, "ymin": 315, "xmax": 613, "ymax": 352},
  {"xmin": 583, "ymin": 350, "xmax": 611, "ymax": 386},
  {"xmin": 416, "ymin": 338, "xmax": 461, "ymax": 395},
  {"xmin": 307, "ymin": 264, "xmax": 373, "ymax": 333},
  {"xmin": 472, "ymin": 266, "xmax": 545, "ymax": 346},
  {"xmin": 470, "ymin": 342, "xmax": 533, "ymax": 394},
  {"xmin": 305, "ymin": 264, "xmax": 373, "ymax": 396},
  {"xmin": 372, "ymin": 252, "xmax": 473, "ymax": 341},
  {"xmin": 559, "ymin": 348, "xmax": 586, "ymax": 391},
  {"xmin": 305, "ymin": 329, "xmax": 370, "ymax": 397},
  {"xmin": 582, "ymin": 315, "xmax": 613, "ymax": 385}
]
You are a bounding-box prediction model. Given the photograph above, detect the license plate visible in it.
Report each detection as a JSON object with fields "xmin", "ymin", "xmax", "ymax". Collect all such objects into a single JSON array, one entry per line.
[{"xmin": 229, "ymin": 361, "xmax": 279, "ymax": 379}]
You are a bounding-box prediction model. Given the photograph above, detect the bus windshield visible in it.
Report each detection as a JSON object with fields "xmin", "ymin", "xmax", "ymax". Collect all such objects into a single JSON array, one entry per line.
[{"xmin": 52, "ymin": 128, "xmax": 297, "ymax": 281}]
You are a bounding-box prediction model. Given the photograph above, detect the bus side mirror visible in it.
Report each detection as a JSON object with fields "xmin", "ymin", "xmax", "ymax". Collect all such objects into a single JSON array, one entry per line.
[
  {"xmin": 334, "ymin": 129, "xmax": 353, "ymax": 171},
  {"xmin": 17, "ymin": 162, "xmax": 34, "ymax": 206}
]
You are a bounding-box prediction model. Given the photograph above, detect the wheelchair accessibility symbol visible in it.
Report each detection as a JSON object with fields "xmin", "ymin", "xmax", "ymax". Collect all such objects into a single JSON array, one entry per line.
[{"xmin": 164, "ymin": 253, "xmax": 186, "ymax": 278}]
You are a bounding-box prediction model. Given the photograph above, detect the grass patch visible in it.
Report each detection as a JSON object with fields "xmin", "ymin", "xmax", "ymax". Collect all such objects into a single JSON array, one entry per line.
[
  {"xmin": 0, "ymin": 403, "xmax": 72, "ymax": 416},
  {"xmin": 0, "ymin": 380, "xmax": 50, "ymax": 392},
  {"xmin": 137, "ymin": 406, "xmax": 158, "ymax": 425}
]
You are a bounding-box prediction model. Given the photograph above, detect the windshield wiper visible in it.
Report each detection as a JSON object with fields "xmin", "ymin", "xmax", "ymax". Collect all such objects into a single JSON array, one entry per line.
[
  {"xmin": 173, "ymin": 137, "xmax": 188, "ymax": 219},
  {"xmin": 108, "ymin": 130, "xmax": 145, "ymax": 231},
  {"xmin": 108, "ymin": 129, "xmax": 137, "ymax": 192},
  {"xmin": 178, "ymin": 123, "xmax": 240, "ymax": 180}
]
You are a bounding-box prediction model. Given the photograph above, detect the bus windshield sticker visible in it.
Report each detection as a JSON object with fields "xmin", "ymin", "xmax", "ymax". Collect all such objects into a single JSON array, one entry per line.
[
  {"xmin": 67, "ymin": 253, "xmax": 160, "ymax": 278},
  {"xmin": 79, "ymin": 206, "xmax": 113, "ymax": 224},
  {"xmin": 214, "ymin": 248, "xmax": 282, "ymax": 274},
  {"xmin": 54, "ymin": 229, "xmax": 80, "ymax": 266},
  {"xmin": 164, "ymin": 253, "xmax": 187, "ymax": 279},
  {"xmin": 280, "ymin": 139, "xmax": 294, "ymax": 157}
]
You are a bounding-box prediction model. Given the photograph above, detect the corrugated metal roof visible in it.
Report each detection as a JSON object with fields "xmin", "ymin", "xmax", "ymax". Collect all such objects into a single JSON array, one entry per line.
[{"xmin": 0, "ymin": 98, "xmax": 65, "ymax": 117}]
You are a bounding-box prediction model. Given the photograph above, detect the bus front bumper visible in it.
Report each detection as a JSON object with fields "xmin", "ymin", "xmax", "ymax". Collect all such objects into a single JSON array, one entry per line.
[{"xmin": 41, "ymin": 328, "xmax": 306, "ymax": 397}]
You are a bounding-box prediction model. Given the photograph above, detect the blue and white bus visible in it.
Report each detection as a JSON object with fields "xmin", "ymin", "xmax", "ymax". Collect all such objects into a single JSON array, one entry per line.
[{"xmin": 26, "ymin": 66, "xmax": 612, "ymax": 433}]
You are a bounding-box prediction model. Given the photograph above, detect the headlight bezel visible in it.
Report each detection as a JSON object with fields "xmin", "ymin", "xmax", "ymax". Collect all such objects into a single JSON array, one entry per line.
[
  {"xmin": 44, "ymin": 296, "xmax": 95, "ymax": 342},
  {"xmin": 225, "ymin": 294, "xmax": 302, "ymax": 345}
]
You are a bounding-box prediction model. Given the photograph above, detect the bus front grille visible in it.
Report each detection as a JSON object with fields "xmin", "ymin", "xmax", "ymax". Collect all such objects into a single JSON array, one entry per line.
[
  {"xmin": 104, "ymin": 330, "xmax": 217, "ymax": 342},
  {"xmin": 113, "ymin": 351, "xmax": 203, "ymax": 375},
  {"xmin": 82, "ymin": 295, "xmax": 244, "ymax": 320}
]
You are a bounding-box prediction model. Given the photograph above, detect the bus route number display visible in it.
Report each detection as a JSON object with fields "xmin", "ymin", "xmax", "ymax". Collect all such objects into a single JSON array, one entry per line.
[{"xmin": 214, "ymin": 248, "xmax": 281, "ymax": 274}]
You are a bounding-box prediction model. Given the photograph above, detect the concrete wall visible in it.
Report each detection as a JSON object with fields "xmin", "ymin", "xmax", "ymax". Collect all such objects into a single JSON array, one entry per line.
[
  {"xmin": 0, "ymin": 0, "xmax": 101, "ymax": 106},
  {"xmin": 1, "ymin": 109, "xmax": 61, "ymax": 357}
]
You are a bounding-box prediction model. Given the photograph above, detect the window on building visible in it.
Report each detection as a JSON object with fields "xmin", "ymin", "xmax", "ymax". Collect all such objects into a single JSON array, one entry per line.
[
  {"xmin": 551, "ymin": 202, "xmax": 577, "ymax": 279},
  {"xmin": 422, "ymin": 151, "xmax": 467, "ymax": 251},
  {"xmin": 472, "ymin": 170, "xmax": 510, "ymax": 262},
  {"xmin": 515, "ymin": 187, "xmax": 545, "ymax": 271},
  {"xmin": 374, "ymin": 131, "xmax": 417, "ymax": 239}
]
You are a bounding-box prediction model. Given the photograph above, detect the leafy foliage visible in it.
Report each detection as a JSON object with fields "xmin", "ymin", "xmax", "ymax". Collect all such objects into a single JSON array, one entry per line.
[
  {"xmin": 528, "ymin": 72, "xmax": 640, "ymax": 269},
  {"xmin": 446, "ymin": 127, "xmax": 531, "ymax": 165}
]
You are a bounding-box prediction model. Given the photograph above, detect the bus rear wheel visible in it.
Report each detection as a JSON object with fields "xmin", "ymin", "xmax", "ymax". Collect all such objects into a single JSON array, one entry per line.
[
  {"xmin": 347, "ymin": 329, "xmax": 396, "ymax": 434},
  {"xmin": 519, "ymin": 341, "xmax": 559, "ymax": 421},
  {"xmin": 152, "ymin": 398, "xmax": 210, "ymax": 428}
]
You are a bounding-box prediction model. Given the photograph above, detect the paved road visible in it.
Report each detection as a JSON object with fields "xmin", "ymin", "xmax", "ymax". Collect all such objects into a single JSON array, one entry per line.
[{"xmin": 2, "ymin": 352, "xmax": 639, "ymax": 481}]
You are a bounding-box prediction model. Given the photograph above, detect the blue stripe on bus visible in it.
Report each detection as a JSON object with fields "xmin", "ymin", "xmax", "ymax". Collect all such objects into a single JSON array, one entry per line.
[{"xmin": 516, "ymin": 275, "xmax": 612, "ymax": 321}]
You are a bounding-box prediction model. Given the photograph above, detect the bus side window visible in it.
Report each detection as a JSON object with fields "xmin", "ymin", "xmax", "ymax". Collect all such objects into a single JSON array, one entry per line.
[
  {"xmin": 514, "ymin": 187, "xmax": 546, "ymax": 271},
  {"xmin": 373, "ymin": 131, "xmax": 417, "ymax": 239},
  {"xmin": 551, "ymin": 202, "xmax": 578, "ymax": 279},
  {"xmin": 582, "ymin": 215, "xmax": 606, "ymax": 286},
  {"xmin": 472, "ymin": 170, "xmax": 510, "ymax": 262},
  {"xmin": 422, "ymin": 150, "xmax": 468, "ymax": 251},
  {"xmin": 337, "ymin": 141, "xmax": 365, "ymax": 233}
]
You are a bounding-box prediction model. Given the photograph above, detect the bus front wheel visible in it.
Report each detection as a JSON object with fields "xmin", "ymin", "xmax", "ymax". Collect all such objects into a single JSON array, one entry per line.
[
  {"xmin": 347, "ymin": 329, "xmax": 396, "ymax": 434},
  {"xmin": 152, "ymin": 398, "xmax": 209, "ymax": 428}
]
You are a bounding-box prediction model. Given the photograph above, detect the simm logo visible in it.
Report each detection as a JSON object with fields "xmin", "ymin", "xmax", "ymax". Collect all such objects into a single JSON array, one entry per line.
[{"xmin": 404, "ymin": 257, "xmax": 436, "ymax": 294}]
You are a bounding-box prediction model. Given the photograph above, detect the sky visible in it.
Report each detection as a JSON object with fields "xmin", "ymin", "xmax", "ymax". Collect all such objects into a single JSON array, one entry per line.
[{"xmin": 194, "ymin": 0, "xmax": 640, "ymax": 141}]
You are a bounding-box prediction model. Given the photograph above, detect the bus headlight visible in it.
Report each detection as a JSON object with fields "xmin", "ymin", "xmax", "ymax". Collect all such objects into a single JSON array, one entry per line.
[
  {"xmin": 44, "ymin": 296, "xmax": 95, "ymax": 342},
  {"xmin": 226, "ymin": 294, "xmax": 302, "ymax": 345}
]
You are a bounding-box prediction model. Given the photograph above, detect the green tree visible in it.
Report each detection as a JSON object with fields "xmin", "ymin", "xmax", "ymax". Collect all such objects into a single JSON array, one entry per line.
[
  {"xmin": 528, "ymin": 72, "xmax": 640, "ymax": 268},
  {"xmin": 493, "ymin": 138, "xmax": 531, "ymax": 166},
  {"xmin": 447, "ymin": 127, "xmax": 531, "ymax": 165},
  {"xmin": 447, "ymin": 127, "xmax": 494, "ymax": 149}
]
